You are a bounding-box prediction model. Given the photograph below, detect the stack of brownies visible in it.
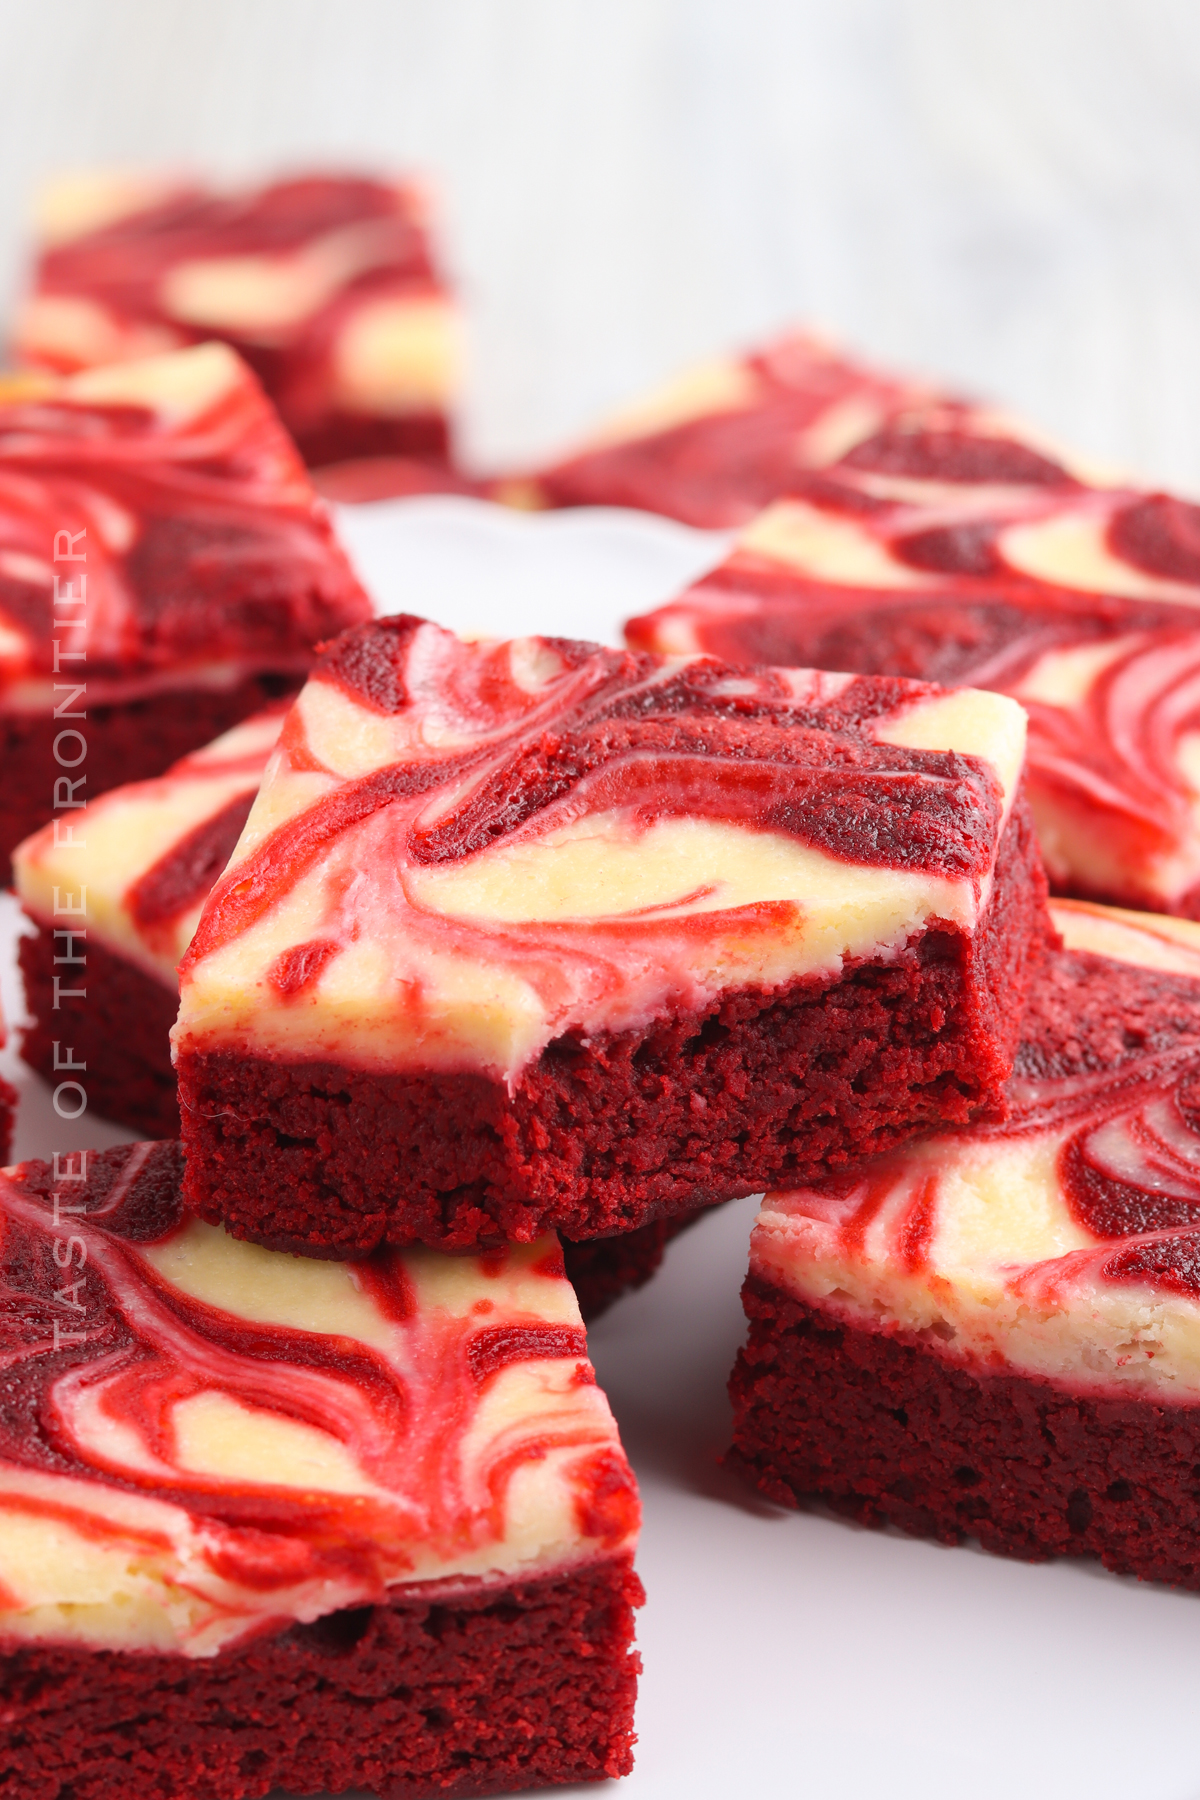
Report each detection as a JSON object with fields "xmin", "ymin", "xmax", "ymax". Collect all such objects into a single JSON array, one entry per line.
[{"xmin": 4, "ymin": 166, "xmax": 1200, "ymax": 1800}]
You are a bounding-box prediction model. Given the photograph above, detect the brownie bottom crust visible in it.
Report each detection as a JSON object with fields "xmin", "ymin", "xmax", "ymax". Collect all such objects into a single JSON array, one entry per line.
[
  {"xmin": 18, "ymin": 917, "xmax": 678, "ymax": 1315},
  {"xmin": 178, "ymin": 796, "xmax": 1050, "ymax": 1255},
  {"xmin": 19, "ymin": 927, "xmax": 182, "ymax": 1138},
  {"xmin": 0, "ymin": 1555, "xmax": 642, "ymax": 1800},
  {"xmin": 0, "ymin": 673, "xmax": 301, "ymax": 886},
  {"xmin": 729, "ymin": 1277, "xmax": 1200, "ymax": 1590}
]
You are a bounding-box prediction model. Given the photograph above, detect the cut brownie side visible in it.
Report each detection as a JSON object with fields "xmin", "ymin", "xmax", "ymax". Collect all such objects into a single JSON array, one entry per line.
[
  {"xmin": 561, "ymin": 1212, "xmax": 703, "ymax": 1322},
  {"xmin": 174, "ymin": 614, "xmax": 1048, "ymax": 1255},
  {"xmin": 11, "ymin": 704, "xmax": 674, "ymax": 1316},
  {"xmin": 629, "ymin": 429, "xmax": 1200, "ymax": 916},
  {"xmin": 729, "ymin": 898, "xmax": 1200, "ymax": 1587},
  {"xmin": 18, "ymin": 927, "xmax": 179, "ymax": 1136},
  {"xmin": 1, "ymin": 1558, "xmax": 642, "ymax": 1800},
  {"xmin": 0, "ymin": 1140, "xmax": 641, "ymax": 1796},
  {"xmin": 730, "ymin": 1279, "xmax": 1200, "ymax": 1586},
  {"xmin": 15, "ymin": 937, "xmax": 676, "ymax": 1312},
  {"xmin": 0, "ymin": 343, "xmax": 371, "ymax": 874},
  {"xmin": 16, "ymin": 171, "xmax": 459, "ymax": 469}
]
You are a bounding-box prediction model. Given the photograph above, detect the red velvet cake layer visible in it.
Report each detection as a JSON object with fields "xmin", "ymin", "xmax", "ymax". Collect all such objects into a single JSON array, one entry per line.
[
  {"xmin": 0, "ymin": 1551, "xmax": 641, "ymax": 1800},
  {"xmin": 17, "ymin": 925, "xmax": 676, "ymax": 1316},
  {"xmin": 0, "ymin": 672, "xmax": 295, "ymax": 885},
  {"xmin": 19, "ymin": 903, "xmax": 683, "ymax": 1315},
  {"xmin": 729, "ymin": 1278, "xmax": 1200, "ymax": 1588},
  {"xmin": 18, "ymin": 901, "xmax": 686, "ymax": 1318},
  {"xmin": 177, "ymin": 791, "xmax": 1048, "ymax": 1256},
  {"xmin": 18, "ymin": 926, "xmax": 181, "ymax": 1138}
]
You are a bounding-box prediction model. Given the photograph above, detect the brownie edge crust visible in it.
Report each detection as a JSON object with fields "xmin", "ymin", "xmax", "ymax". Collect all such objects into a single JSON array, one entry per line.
[
  {"xmin": 177, "ymin": 793, "xmax": 1050, "ymax": 1256},
  {"xmin": 0, "ymin": 1555, "xmax": 643, "ymax": 1800},
  {"xmin": 729, "ymin": 1278, "xmax": 1200, "ymax": 1590}
]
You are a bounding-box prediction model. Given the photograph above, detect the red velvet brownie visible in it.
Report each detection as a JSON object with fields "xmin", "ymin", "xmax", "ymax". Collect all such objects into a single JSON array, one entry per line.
[
  {"xmin": 630, "ymin": 424, "xmax": 1200, "ymax": 916},
  {"xmin": 520, "ymin": 329, "xmax": 1026, "ymax": 527},
  {"xmin": 730, "ymin": 897, "xmax": 1200, "ymax": 1588},
  {"xmin": 12, "ymin": 701, "xmax": 683, "ymax": 1318},
  {"xmin": 0, "ymin": 342, "xmax": 371, "ymax": 878},
  {"xmin": 172, "ymin": 612, "xmax": 1048, "ymax": 1257},
  {"xmin": 14, "ymin": 170, "xmax": 459, "ymax": 469},
  {"xmin": 13, "ymin": 706, "xmax": 286, "ymax": 1137},
  {"xmin": 0, "ymin": 1138, "xmax": 641, "ymax": 1799}
]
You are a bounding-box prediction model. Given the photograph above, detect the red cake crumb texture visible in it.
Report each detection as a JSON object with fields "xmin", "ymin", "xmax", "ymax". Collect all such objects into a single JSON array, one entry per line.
[
  {"xmin": 0, "ymin": 1140, "xmax": 642, "ymax": 1797},
  {"xmin": 629, "ymin": 415, "xmax": 1200, "ymax": 915},
  {"xmin": 0, "ymin": 343, "xmax": 371, "ymax": 874},
  {"xmin": 15, "ymin": 171, "xmax": 459, "ymax": 469},
  {"xmin": 525, "ymin": 329, "xmax": 1079, "ymax": 525},
  {"xmin": 3, "ymin": 1557, "xmax": 642, "ymax": 1800},
  {"xmin": 729, "ymin": 900, "xmax": 1200, "ymax": 1587},
  {"xmin": 173, "ymin": 613, "xmax": 1047, "ymax": 1257}
]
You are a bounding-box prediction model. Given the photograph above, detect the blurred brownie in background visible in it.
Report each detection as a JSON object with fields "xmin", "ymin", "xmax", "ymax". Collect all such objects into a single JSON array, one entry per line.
[
  {"xmin": 14, "ymin": 169, "xmax": 460, "ymax": 469},
  {"xmin": 0, "ymin": 342, "xmax": 370, "ymax": 877},
  {"xmin": 629, "ymin": 402, "xmax": 1200, "ymax": 916}
]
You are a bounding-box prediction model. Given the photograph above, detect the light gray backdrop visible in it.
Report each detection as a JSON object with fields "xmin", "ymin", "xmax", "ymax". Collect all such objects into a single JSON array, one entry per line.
[{"xmin": 3, "ymin": 0, "xmax": 1199, "ymax": 484}]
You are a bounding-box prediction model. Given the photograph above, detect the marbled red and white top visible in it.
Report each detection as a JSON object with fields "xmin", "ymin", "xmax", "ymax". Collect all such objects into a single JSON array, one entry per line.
[
  {"xmin": 526, "ymin": 329, "xmax": 1082, "ymax": 528},
  {"xmin": 631, "ymin": 423, "xmax": 1200, "ymax": 914},
  {"xmin": 173, "ymin": 613, "xmax": 1027, "ymax": 1083},
  {"xmin": 14, "ymin": 707, "xmax": 287, "ymax": 985},
  {"xmin": 754, "ymin": 899, "xmax": 1200, "ymax": 1401},
  {"xmin": 15, "ymin": 172, "xmax": 458, "ymax": 459},
  {"xmin": 0, "ymin": 1140, "xmax": 637, "ymax": 1658},
  {"xmin": 0, "ymin": 343, "xmax": 371, "ymax": 712}
]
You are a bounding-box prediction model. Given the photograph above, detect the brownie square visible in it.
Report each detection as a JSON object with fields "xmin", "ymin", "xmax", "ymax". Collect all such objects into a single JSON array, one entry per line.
[
  {"xmin": 16, "ymin": 170, "xmax": 458, "ymax": 469},
  {"xmin": 0, "ymin": 343, "xmax": 371, "ymax": 877},
  {"xmin": 729, "ymin": 898, "xmax": 1200, "ymax": 1588},
  {"xmin": 522, "ymin": 327, "xmax": 945, "ymax": 526},
  {"xmin": 173, "ymin": 613, "xmax": 1050, "ymax": 1256},
  {"xmin": 0, "ymin": 1140, "xmax": 641, "ymax": 1796}
]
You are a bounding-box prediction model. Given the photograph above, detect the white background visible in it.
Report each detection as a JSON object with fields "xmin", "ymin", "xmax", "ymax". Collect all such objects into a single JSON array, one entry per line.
[
  {"xmin": 5, "ymin": 7, "xmax": 1200, "ymax": 1795},
  {"xmin": 5, "ymin": 1, "xmax": 1200, "ymax": 485}
]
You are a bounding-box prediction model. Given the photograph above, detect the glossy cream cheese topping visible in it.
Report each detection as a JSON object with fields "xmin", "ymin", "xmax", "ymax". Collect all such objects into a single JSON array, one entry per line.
[
  {"xmin": 753, "ymin": 898, "xmax": 1200, "ymax": 1402},
  {"xmin": 13, "ymin": 709, "xmax": 285, "ymax": 985},
  {"xmin": 0, "ymin": 1144, "xmax": 636, "ymax": 1657},
  {"xmin": 174, "ymin": 618, "xmax": 1026, "ymax": 1083}
]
